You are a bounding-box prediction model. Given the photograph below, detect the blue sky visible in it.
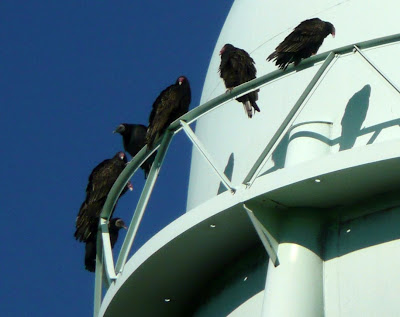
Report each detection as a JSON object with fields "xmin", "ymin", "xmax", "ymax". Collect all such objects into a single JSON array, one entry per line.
[{"xmin": 1, "ymin": 1, "xmax": 233, "ymax": 315}]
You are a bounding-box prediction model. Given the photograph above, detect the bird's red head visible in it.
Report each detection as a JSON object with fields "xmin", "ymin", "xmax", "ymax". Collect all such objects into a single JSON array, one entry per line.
[
  {"xmin": 118, "ymin": 152, "xmax": 125, "ymax": 160},
  {"xmin": 331, "ymin": 27, "xmax": 336, "ymax": 38},
  {"xmin": 178, "ymin": 76, "xmax": 187, "ymax": 85},
  {"xmin": 220, "ymin": 44, "xmax": 233, "ymax": 55}
]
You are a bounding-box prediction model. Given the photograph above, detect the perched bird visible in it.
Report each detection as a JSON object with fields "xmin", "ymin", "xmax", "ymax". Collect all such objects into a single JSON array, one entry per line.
[
  {"xmin": 146, "ymin": 76, "xmax": 191, "ymax": 148},
  {"xmin": 84, "ymin": 218, "xmax": 127, "ymax": 272},
  {"xmin": 74, "ymin": 151, "xmax": 132, "ymax": 243},
  {"xmin": 113, "ymin": 123, "xmax": 155, "ymax": 178},
  {"xmin": 267, "ymin": 18, "xmax": 335, "ymax": 70},
  {"xmin": 219, "ymin": 44, "xmax": 260, "ymax": 118}
]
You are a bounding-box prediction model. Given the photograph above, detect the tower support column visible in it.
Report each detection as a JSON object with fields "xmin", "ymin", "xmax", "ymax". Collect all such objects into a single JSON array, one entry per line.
[{"xmin": 261, "ymin": 213, "xmax": 324, "ymax": 317}]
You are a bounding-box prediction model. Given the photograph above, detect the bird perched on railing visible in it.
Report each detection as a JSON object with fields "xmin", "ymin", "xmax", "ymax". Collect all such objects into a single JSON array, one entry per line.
[
  {"xmin": 74, "ymin": 151, "xmax": 133, "ymax": 243},
  {"xmin": 84, "ymin": 218, "xmax": 127, "ymax": 272},
  {"xmin": 113, "ymin": 123, "xmax": 155, "ymax": 178},
  {"xmin": 267, "ymin": 18, "xmax": 335, "ymax": 70},
  {"xmin": 219, "ymin": 44, "xmax": 260, "ymax": 118},
  {"xmin": 146, "ymin": 76, "xmax": 191, "ymax": 149}
]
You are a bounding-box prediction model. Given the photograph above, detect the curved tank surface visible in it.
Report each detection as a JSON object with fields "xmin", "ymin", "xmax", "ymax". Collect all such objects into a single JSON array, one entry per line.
[{"xmin": 99, "ymin": 0, "xmax": 400, "ymax": 316}]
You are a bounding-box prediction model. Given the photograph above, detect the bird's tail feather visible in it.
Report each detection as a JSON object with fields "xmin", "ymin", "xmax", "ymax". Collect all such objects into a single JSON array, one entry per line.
[
  {"xmin": 267, "ymin": 51, "xmax": 277, "ymax": 61},
  {"xmin": 243, "ymin": 101, "xmax": 253, "ymax": 118},
  {"xmin": 251, "ymin": 100, "xmax": 260, "ymax": 113}
]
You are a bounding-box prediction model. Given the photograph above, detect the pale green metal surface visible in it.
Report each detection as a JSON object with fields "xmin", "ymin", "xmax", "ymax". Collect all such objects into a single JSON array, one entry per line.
[
  {"xmin": 180, "ymin": 120, "xmax": 236, "ymax": 193},
  {"xmin": 93, "ymin": 33, "xmax": 400, "ymax": 315}
]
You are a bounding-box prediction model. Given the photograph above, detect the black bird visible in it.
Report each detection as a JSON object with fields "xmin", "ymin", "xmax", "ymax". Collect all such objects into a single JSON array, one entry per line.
[
  {"xmin": 75, "ymin": 152, "xmax": 132, "ymax": 243},
  {"xmin": 267, "ymin": 18, "xmax": 335, "ymax": 70},
  {"xmin": 113, "ymin": 123, "xmax": 155, "ymax": 178},
  {"xmin": 219, "ymin": 44, "xmax": 260, "ymax": 118},
  {"xmin": 146, "ymin": 76, "xmax": 191, "ymax": 149},
  {"xmin": 84, "ymin": 218, "xmax": 127, "ymax": 272}
]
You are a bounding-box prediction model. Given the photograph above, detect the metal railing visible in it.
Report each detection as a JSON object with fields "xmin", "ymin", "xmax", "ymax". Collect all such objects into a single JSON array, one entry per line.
[{"xmin": 93, "ymin": 33, "xmax": 400, "ymax": 316}]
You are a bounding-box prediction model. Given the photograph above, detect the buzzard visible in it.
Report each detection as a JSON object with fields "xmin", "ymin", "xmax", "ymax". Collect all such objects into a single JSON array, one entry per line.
[
  {"xmin": 146, "ymin": 76, "xmax": 191, "ymax": 148},
  {"xmin": 74, "ymin": 152, "xmax": 132, "ymax": 243},
  {"xmin": 114, "ymin": 123, "xmax": 155, "ymax": 178},
  {"xmin": 84, "ymin": 218, "xmax": 127, "ymax": 272},
  {"xmin": 219, "ymin": 44, "xmax": 260, "ymax": 118},
  {"xmin": 267, "ymin": 18, "xmax": 335, "ymax": 70}
]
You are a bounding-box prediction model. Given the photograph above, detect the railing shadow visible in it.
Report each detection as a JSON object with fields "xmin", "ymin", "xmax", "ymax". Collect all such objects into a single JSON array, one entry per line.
[
  {"xmin": 218, "ymin": 153, "xmax": 235, "ymax": 195},
  {"xmin": 340, "ymin": 85, "xmax": 371, "ymax": 151}
]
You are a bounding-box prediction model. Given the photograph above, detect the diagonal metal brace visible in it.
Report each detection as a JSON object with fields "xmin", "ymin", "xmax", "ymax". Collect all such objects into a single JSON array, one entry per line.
[
  {"xmin": 180, "ymin": 120, "xmax": 236, "ymax": 193},
  {"xmin": 243, "ymin": 204, "xmax": 279, "ymax": 267}
]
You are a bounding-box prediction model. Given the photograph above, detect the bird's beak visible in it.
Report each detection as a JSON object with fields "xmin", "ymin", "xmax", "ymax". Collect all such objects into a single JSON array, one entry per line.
[
  {"xmin": 113, "ymin": 125, "xmax": 124, "ymax": 134},
  {"xmin": 332, "ymin": 28, "xmax": 336, "ymax": 38},
  {"xmin": 123, "ymin": 225, "xmax": 128, "ymax": 230},
  {"xmin": 178, "ymin": 81, "xmax": 182, "ymax": 85}
]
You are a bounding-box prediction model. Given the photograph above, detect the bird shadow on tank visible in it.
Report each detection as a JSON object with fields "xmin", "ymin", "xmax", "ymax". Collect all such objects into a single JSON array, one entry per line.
[
  {"xmin": 217, "ymin": 153, "xmax": 234, "ymax": 194},
  {"xmin": 339, "ymin": 84, "xmax": 371, "ymax": 151}
]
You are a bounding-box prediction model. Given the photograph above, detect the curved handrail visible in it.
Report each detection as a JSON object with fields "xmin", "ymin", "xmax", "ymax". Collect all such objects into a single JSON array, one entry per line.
[{"xmin": 94, "ymin": 32, "xmax": 400, "ymax": 316}]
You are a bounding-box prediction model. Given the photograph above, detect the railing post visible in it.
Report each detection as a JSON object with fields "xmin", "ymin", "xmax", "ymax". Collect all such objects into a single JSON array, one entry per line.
[
  {"xmin": 115, "ymin": 131, "xmax": 173, "ymax": 274},
  {"xmin": 93, "ymin": 226, "xmax": 104, "ymax": 317},
  {"xmin": 101, "ymin": 218, "xmax": 117, "ymax": 282}
]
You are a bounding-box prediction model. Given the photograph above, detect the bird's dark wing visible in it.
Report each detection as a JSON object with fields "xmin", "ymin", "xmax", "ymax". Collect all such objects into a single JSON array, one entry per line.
[
  {"xmin": 274, "ymin": 18, "xmax": 326, "ymax": 53},
  {"xmin": 147, "ymin": 85, "xmax": 181, "ymax": 147},
  {"xmin": 75, "ymin": 155, "xmax": 127, "ymax": 242},
  {"xmin": 220, "ymin": 48, "xmax": 256, "ymax": 88}
]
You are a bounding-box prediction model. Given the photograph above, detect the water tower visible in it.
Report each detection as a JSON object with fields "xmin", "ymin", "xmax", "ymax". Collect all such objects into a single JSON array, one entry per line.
[{"xmin": 95, "ymin": 0, "xmax": 400, "ymax": 316}]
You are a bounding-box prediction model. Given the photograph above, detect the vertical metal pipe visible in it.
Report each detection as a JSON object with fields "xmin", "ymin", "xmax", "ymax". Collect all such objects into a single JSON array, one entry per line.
[
  {"xmin": 101, "ymin": 219, "xmax": 117, "ymax": 282},
  {"xmin": 115, "ymin": 131, "xmax": 173, "ymax": 273},
  {"xmin": 180, "ymin": 120, "xmax": 235, "ymax": 193},
  {"xmin": 93, "ymin": 227, "xmax": 104, "ymax": 317},
  {"xmin": 243, "ymin": 52, "xmax": 336, "ymax": 186}
]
